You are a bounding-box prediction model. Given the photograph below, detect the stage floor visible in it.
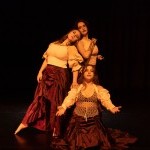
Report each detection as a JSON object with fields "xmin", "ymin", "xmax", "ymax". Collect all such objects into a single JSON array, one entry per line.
[{"xmin": 0, "ymin": 91, "xmax": 150, "ymax": 150}]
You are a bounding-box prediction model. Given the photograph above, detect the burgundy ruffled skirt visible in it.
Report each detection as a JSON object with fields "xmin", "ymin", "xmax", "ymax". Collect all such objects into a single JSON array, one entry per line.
[
  {"xmin": 21, "ymin": 64, "xmax": 70, "ymax": 136},
  {"xmin": 51, "ymin": 113, "xmax": 137, "ymax": 150}
]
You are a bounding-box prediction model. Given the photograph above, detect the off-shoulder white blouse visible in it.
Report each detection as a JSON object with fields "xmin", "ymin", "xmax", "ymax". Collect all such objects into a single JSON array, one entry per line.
[
  {"xmin": 61, "ymin": 84, "xmax": 115, "ymax": 111},
  {"xmin": 42, "ymin": 43, "xmax": 83, "ymax": 71}
]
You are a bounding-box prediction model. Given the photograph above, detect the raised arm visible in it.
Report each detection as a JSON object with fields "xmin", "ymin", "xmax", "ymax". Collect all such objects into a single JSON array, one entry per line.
[{"xmin": 76, "ymin": 38, "xmax": 97, "ymax": 59}]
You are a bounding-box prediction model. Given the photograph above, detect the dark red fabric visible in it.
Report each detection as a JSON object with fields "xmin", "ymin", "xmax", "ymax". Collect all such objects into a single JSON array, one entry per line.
[
  {"xmin": 51, "ymin": 113, "xmax": 137, "ymax": 150},
  {"xmin": 22, "ymin": 65, "xmax": 70, "ymax": 136},
  {"xmin": 65, "ymin": 114, "xmax": 137, "ymax": 149}
]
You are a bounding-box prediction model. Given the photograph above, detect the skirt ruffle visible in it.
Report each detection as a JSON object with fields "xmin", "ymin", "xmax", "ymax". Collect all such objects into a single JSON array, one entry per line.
[
  {"xmin": 51, "ymin": 114, "xmax": 137, "ymax": 150},
  {"xmin": 22, "ymin": 65, "xmax": 70, "ymax": 136}
]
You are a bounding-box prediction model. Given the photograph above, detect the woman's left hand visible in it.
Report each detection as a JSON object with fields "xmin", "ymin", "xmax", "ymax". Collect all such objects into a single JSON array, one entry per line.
[
  {"xmin": 97, "ymin": 55, "xmax": 104, "ymax": 60},
  {"xmin": 111, "ymin": 106, "xmax": 122, "ymax": 114}
]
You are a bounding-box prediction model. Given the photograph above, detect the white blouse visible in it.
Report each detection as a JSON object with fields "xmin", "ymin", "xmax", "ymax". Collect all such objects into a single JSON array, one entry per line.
[
  {"xmin": 61, "ymin": 84, "xmax": 116, "ymax": 111},
  {"xmin": 43, "ymin": 43, "xmax": 83, "ymax": 71}
]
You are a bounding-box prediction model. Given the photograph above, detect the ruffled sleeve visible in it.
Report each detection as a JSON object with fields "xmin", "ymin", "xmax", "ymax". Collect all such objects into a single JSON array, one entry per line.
[
  {"xmin": 68, "ymin": 46, "xmax": 83, "ymax": 72},
  {"xmin": 42, "ymin": 51, "xmax": 48, "ymax": 60},
  {"xmin": 61, "ymin": 88, "xmax": 78, "ymax": 110},
  {"xmin": 97, "ymin": 86, "xmax": 115, "ymax": 111},
  {"xmin": 42, "ymin": 43, "xmax": 52, "ymax": 60}
]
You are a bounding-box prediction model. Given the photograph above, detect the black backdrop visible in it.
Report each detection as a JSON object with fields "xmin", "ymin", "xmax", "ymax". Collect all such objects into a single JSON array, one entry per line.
[{"xmin": 0, "ymin": 0, "xmax": 149, "ymax": 102}]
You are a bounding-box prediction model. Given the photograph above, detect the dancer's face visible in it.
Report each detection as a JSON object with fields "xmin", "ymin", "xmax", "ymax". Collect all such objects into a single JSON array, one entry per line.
[
  {"xmin": 77, "ymin": 22, "xmax": 88, "ymax": 36},
  {"xmin": 83, "ymin": 66, "xmax": 95, "ymax": 81},
  {"xmin": 68, "ymin": 29, "xmax": 81, "ymax": 43}
]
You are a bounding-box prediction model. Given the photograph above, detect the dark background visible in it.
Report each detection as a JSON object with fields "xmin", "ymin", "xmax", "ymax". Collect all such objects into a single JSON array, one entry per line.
[
  {"xmin": 0, "ymin": 0, "xmax": 150, "ymax": 149},
  {"xmin": 0, "ymin": 0, "xmax": 149, "ymax": 103}
]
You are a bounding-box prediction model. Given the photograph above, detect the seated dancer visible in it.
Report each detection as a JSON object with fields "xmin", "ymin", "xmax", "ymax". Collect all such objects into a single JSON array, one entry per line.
[{"xmin": 54, "ymin": 65, "xmax": 137, "ymax": 149}]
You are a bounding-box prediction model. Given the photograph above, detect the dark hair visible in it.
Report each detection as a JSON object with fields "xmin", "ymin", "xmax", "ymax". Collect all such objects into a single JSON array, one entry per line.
[
  {"xmin": 54, "ymin": 34, "xmax": 68, "ymax": 44},
  {"xmin": 54, "ymin": 29, "xmax": 81, "ymax": 45},
  {"xmin": 73, "ymin": 19, "xmax": 90, "ymax": 31},
  {"xmin": 78, "ymin": 65, "xmax": 99, "ymax": 85}
]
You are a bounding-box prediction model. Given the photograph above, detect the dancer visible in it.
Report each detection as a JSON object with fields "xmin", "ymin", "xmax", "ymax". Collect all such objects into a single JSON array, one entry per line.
[
  {"xmin": 55, "ymin": 65, "xmax": 137, "ymax": 149},
  {"xmin": 74, "ymin": 19, "xmax": 104, "ymax": 65},
  {"xmin": 73, "ymin": 19, "xmax": 104, "ymax": 86},
  {"xmin": 14, "ymin": 29, "xmax": 83, "ymax": 137}
]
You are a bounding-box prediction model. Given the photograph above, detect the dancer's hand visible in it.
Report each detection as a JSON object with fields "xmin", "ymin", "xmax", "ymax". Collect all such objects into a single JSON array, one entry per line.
[
  {"xmin": 37, "ymin": 72, "xmax": 42, "ymax": 82},
  {"xmin": 91, "ymin": 38, "xmax": 97, "ymax": 45},
  {"xmin": 97, "ymin": 55, "xmax": 104, "ymax": 60},
  {"xmin": 110, "ymin": 106, "xmax": 122, "ymax": 114},
  {"xmin": 56, "ymin": 106, "xmax": 66, "ymax": 116}
]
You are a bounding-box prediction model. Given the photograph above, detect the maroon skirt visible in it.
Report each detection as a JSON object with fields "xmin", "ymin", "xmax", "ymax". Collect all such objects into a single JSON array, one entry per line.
[
  {"xmin": 51, "ymin": 113, "xmax": 137, "ymax": 150},
  {"xmin": 22, "ymin": 64, "xmax": 70, "ymax": 136}
]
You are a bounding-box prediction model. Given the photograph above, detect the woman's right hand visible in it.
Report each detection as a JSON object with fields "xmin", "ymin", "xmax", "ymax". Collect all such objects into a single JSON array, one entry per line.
[
  {"xmin": 89, "ymin": 38, "xmax": 97, "ymax": 50},
  {"xmin": 37, "ymin": 71, "xmax": 42, "ymax": 82},
  {"xmin": 91, "ymin": 38, "xmax": 97, "ymax": 45},
  {"xmin": 56, "ymin": 106, "xmax": 66, "ymax": 116}
]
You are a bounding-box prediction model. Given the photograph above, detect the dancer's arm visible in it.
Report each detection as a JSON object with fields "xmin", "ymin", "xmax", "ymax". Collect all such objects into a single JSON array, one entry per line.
[
  {"xmin": 97, "ymin": 85, "xmax": 122, "ymax": 114},
  {"xmin": 56, "ymin": 87, "xmax": 78, "ymax": 116}
]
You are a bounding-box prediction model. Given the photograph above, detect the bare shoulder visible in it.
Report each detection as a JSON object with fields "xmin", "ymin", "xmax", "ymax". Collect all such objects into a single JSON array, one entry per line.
[
  {"xmin": 77, "ymin": 40, "xmax": 84, "ymax": 46},
  {"xmin": 48, "ymin": 42, "xmax": 53, "ymax": 47}
]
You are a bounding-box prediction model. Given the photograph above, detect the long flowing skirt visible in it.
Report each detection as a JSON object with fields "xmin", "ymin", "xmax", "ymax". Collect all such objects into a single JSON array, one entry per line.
[
  {"xmin": 51, "ymin": 113, "xmax": 137, "ymax": 150},
  {"xmin": 21, "ymin": 64, "xmax": 70, "ymax": 136}
]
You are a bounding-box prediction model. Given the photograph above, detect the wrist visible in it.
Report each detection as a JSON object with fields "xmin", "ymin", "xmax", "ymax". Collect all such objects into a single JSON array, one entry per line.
[
  {"xmin": 72, "ymin": 81, "xmax": 77, "ymax": 83},
  {"xmin": 62, "ymin": 104, "xmax": 67, "ymax": 110}
]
